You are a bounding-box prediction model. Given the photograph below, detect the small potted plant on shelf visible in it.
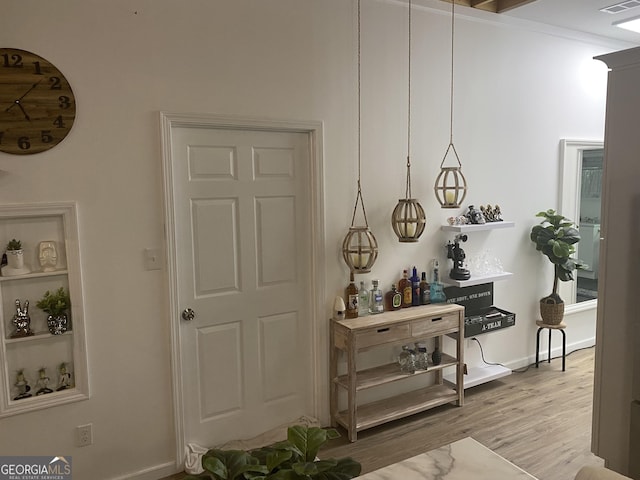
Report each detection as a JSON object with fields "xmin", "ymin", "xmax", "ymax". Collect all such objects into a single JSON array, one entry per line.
[
  {"xmin": 530, "ymin": 209, "xmax": 585, "ymax": 324},
  {"xmin": 184, "ymin": 425, "xmax": 361, "ymax": 480},
  {"xmin": 5, "ymin": 238, "xmax": 24, "ymax": 271},
  {"xmin": 36, "ymin": 287, "xmax": 71, "ymax": 335}
]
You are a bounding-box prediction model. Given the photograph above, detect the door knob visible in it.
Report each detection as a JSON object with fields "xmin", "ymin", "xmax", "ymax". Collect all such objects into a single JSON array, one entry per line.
[{"xmin": 181, "ymin": 308, "xmax": 195, "ymax": 321}]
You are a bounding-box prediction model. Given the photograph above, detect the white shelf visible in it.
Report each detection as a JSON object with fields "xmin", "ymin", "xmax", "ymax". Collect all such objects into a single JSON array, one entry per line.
[
  {"xmin": 444, "ymin": 364, "xmax": 511, "ymax": 389},
  {"xmin": 441, "ymin": 221, "xmax": 515, "ymax": 233},
  {"xmin": 0, "ymin": 269, "xmax": 68, "ymax": 283},
  {"xmin": 443, "ymin": 272, "xmax": 513, "ymax": 287}
]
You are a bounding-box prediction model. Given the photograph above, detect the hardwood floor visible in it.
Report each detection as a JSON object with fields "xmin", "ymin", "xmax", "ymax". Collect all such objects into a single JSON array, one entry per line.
[
  {"xmin": 321, "ymin": 346, "xmax": 602, "ymax": 480},
  {"xmin": 162, "ymin": 347, "xmax": 601, "ymax": 480}
]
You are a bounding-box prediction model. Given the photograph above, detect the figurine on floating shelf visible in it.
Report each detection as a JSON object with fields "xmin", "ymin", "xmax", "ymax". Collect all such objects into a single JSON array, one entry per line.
[
  {"xmin": 447, "ymin": 234, "xmax": 471, "ymax": 280},
  {"xmin": 479, "ymin": 204, "xmax": 504, "ymax": 223},
  {"xmin": 57, "ymin": 362, "xmax": 72, "ymax": 391},
  {"xmin": 447, "ymin": 215, "xmax": 469, "ymax": 226},
  {"xmin": 11, "ymin": 299, "xmax": 34, "ymax": 338},
  {"xmin": 13, "ymin": 369, "xmax": 32, "ymax": 400},
  {"xmin": 36, "ymin": 367, "xmax": 53, "ymax": 395},
  {"xmin": 465, "ymin": 205, "xmax": 486, "ymax": 225}
]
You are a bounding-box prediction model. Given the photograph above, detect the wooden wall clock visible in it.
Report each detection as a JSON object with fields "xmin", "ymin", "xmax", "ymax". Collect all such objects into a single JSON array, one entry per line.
[{"xmin": 0, "ymin": 48, "xmax": 76, "ymax": 155}]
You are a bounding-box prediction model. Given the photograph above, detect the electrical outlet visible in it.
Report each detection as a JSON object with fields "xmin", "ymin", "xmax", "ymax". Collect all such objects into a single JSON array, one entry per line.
[{"xmin": 76, "ymin": 423, "xmax": 93, "ymax": 447}]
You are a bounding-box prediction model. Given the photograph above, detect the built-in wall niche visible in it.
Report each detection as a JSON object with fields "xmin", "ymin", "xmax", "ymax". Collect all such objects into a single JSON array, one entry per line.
[{"xmin": 0, "ymin": 202, "xmax": 88, "ymax": 417}]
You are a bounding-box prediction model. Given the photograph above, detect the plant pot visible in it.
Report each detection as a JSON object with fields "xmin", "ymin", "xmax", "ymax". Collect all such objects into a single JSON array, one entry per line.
[
  {"xmin": 7, "ymin": 249, "xmax": 24, "ymax": 269},
  {"xmin": 47, "ymin": 314, "xmax": 68, "ymax": 335},
  {"xmin": 540, "ymin": 295, "xmax": 564, "ymax": 325}
]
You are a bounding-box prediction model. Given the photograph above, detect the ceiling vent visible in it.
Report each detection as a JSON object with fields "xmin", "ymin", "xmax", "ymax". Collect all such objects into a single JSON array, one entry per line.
[{"xmin": 601, "ymin": 0, "xmax": 640, "ymax": 14}]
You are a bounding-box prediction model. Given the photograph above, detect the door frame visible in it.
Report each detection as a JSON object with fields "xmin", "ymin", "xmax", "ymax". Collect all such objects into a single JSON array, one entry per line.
[{"xmin": 160, "ymin": 112, "xmax": 326, "ymax": 467}]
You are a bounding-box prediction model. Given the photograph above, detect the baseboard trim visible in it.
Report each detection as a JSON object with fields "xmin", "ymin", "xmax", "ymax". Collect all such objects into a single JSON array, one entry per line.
[
  {"xmin": 109, "ymin": 461, "xmax": 178, "ymax": 480},
  {"xmin": 505, "ymin": 337, "xmax": 596, "ymax": 371}
]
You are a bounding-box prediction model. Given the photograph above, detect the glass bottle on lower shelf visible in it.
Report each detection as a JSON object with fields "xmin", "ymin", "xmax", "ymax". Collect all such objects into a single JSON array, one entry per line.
[
  {"xmin": 414, "ymin": 342, "xmax": 429, "ymax": 370},
  {"xmin": 398, "ymin": 345, "xmax": 416, "ymax": 374}
]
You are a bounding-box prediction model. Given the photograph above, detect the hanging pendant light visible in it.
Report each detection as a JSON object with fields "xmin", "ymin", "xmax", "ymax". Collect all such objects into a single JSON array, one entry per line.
[
  {"xmin": 434, "ymin": 0, "xmax": 468, "ymax": 209},
  {"xmin": 342, "ymin": 0, "xmax": 378, "ymax": 274},
  {"xmin": 392, "ymin": 0, "xmax": 426, "ymax": 242}
]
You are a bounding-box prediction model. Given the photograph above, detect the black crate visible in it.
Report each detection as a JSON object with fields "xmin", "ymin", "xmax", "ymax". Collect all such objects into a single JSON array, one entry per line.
[{"xmin": 464, "ymin": 307, "xmax": 516, "ymax": 338}]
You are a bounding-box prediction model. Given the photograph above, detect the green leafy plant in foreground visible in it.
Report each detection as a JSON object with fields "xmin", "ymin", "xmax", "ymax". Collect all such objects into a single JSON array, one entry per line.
[{"xmin": 185, "ymin": 425, "xmax": 361, "ymax": 480}]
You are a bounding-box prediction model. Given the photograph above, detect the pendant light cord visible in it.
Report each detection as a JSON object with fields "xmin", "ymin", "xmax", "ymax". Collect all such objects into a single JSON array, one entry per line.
[
  {"xmin": 439, "ymin": 0, "xmax": 462, "ymax": 168},
  {"xmin": 351, "ymin": 0, "xmax": 370, "ymax": 228},
  {"xmin": 449, "ymin": 0, "xmax": 455, "ymax": 145},
  {"xmin": 405, "ymin": 0, "xmax": 412, "ymax": 200}
]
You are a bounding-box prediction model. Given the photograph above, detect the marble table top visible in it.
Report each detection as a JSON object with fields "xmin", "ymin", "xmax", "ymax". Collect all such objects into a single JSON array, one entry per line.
[{"xmin": 357, "ymin": 437, "xmax": 537, "ymax": 480}]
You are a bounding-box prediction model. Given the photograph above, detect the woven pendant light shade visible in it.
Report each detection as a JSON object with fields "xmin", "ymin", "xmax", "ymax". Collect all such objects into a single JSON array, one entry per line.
[
  {"xmin": 434, "ymin": 163, "xmax": 467, "ymax": 208},
  {"xmin": 342, "ymin": 226, "xmax": 379, "ymax": 273},
  {"xmin": 391, "ymin": 198, "xmax": 426, "ymax": 242}
]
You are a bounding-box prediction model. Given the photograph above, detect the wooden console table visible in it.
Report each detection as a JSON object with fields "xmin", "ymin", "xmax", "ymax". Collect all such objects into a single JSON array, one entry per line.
[{"xmin": 330, "ymin": 303, "xmax": 465, "ymax": 441}]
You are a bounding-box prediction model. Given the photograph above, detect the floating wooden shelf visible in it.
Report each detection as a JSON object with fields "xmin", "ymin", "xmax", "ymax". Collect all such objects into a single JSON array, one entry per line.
[
  {"xmin": 441, "ymin": 221, "xmax": 515, "ymax": 233},
  {"xmin": 442, "ymin": 272, "xmax": 513, "ymax": 287}
]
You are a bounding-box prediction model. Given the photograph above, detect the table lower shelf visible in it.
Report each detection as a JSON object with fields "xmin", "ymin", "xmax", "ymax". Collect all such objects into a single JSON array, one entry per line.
[
  {"xmin": 333, "ymin": 354, "xmax": 457, "ymax": 391},
  {"xmin": 334, "ymin": 383, "xmax": 460, "ymax": 434}
]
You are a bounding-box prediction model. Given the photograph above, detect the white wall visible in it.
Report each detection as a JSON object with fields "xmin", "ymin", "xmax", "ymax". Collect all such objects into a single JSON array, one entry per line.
[{"xmin": 0, "ymin": 1, "xmax": 633, "ymax": 478}]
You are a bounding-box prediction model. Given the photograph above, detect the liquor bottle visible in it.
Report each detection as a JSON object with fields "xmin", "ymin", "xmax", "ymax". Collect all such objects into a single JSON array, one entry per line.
[
  {"xmin": 430, "ymin": 260, "xmax": 446, "ymax": 303},
  {"xmin": 358, "ymin": 281, "xmax": 369, "ymax": 317},
  {"xmin": 420, "ymin": 271, "xmax": 430, "ymax": 305},
  {"xmin": 345, "ymin": 271, "xmax": 359, "ymax": 319},
  {"xmin": 398, "ymin": 345, "xmax": 416, "ymax": 374},
  {"xmin": 411, "ymin": 266, "xmax": 420, "ymax": 306},
  {"xmin": 399, "ymin": 269, "xmax": 412, "ymax": 308},
  {"xmin": 369, "ymin": 279, "xmax": 384, "ymax": 314},
  {"xmin": 385, "ymin": 284, "xmax": 402, "ymax": 311}
]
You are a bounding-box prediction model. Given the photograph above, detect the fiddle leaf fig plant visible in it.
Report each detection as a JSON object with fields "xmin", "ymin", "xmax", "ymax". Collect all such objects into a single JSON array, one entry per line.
[
  {"xmin": 185, "ymin": 425, "xmax": 361, "ymax": 480},
  {"xmin": 530, "ymin": 209, "xmax": 584, "ymax": 301}
]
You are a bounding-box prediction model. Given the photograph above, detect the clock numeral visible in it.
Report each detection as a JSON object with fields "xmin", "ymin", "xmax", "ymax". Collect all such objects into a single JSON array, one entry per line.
[
  {"xmin": 1, "ymin": 53, "xmax": 23, "ymax": 68},
  {"xmin": 58, "ymin": 96, "xmax": 71, "ymax": 109},
  {"xmin": 17, "ymin": 137, "xmax": 31, "ymax": 150},
  {"xmin": 32, "ymin": 61, "xmax": 44, "ymax": 75},
  {"xmin": 49, "ymin": 76, "xmax": 62, "ymax": 90},
  {"xmin": 53, "ymin": 116, "xmax": 66, "ymax": 129},
  {"xmin": 41, "ymin": 131, "xmax": 53, "ymax": 143}
]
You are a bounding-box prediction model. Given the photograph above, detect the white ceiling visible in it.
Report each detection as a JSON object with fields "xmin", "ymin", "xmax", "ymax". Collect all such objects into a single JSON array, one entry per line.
[{"xmin": 502, "ymin": 0, "xmax": 640, "ymax": 46}]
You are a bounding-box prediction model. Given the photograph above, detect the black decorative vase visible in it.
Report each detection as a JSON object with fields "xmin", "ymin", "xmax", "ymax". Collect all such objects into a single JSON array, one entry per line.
[
  {"xmin": 47, "ymin": 314, "xmax": 68, "ymax": 335},
  {"xmin": 431, "ymin": 346, "xmax": 442, "ymax": 366}
]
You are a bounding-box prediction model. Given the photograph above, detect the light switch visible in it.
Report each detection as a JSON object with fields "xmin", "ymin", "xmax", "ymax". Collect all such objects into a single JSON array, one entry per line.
[{"xmin": 144, "ymin": 248, "xmax": 162, "ymax": 271}]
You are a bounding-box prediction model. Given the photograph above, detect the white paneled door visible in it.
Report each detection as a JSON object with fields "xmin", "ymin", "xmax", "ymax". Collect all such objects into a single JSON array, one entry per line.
[{"xmin": 165, "ymin": 121, "xmax": 317, "ymax": 451}]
